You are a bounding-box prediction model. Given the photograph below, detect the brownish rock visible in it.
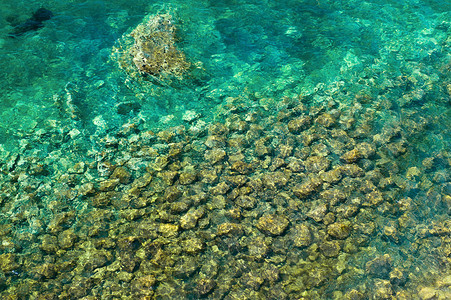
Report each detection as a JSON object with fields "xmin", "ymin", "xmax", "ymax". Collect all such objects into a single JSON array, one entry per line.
[
  {"xmin": 341, "ymin": 148, "xmax": 362, "ymax": 164},
  {"xmin": 327, "ymin": 221, "xmax": 352, "ymax": 239},
  {"xmin": 58, "ymin": 229, "xmax": 77, "ymax": 249},
  {"xmin": 204, "ymin": 149, "xmax": 226, "ymax": 164},
  {"xmin": 110, "ymin": 166, "xmax": 131, "ymax": 184},
  {"xmin": 320, "ymin": 240, "xmax": 341, "ymax": 257},
  {"xmin": 0, "ymin": 253, "xmax": 20, "ymax": 273},
  {"xmin": 231, "ymin": 161, "xmax": 253, "ymax": 174},
  {"xmin": 131, "ymin": 275, "xmax": 156, "ymax": 296},
  {"xmin": 308, "ymin": 204, "xmax": 328, "ymax": 222},
  {"xmin": 196, "ymin": 278, "xmax": 216, "ymax": 296},
  {"xmin": 305, "ymin": 156, "xmax": 331, "ymax": 173},
  {"xmin": 180, "ymin": 207, "xmax": 205, "ymax": 230},
  {"xmin": 179, "ymin": 171, "xmax": 197, "ymax": 185},
  {"xmin": 217, "ymin": 223, "xmax": 243, "ymax": 236},
  {"xmin": 293, "ymin": 177, "xmax": 323, "ymax": 199},
  {"xmin": 315, "ymin": 113, "xmax": 336, "ymax": 128},
  {"xmin": 256, "ymin": 214, "xmax": 290, "ymax": 236},
  {"xmin": 287, "ymin": 116, "xmax": 311, "ymax": 133},
  {"xmin": 210, "ymin": 182, "xmax": 230, "ymax": 195},
  {"xmin": 235, "ymin": 195, "xmax": 257, "ymax": 209},
  {"xmin": 293, "ymin": 224, "xmax": 312, "ymax": 248}
]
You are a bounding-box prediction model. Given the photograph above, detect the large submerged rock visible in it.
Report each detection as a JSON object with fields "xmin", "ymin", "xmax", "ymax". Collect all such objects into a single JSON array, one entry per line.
[{"xmin": 113, "ymin": 14, "xmax": 190, "ymax": 83}]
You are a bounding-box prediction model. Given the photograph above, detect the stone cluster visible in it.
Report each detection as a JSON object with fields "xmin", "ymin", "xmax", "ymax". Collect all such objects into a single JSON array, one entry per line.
[{"xmin": 0, "ymin": 87, "xmax": 449, "ymax": 298}]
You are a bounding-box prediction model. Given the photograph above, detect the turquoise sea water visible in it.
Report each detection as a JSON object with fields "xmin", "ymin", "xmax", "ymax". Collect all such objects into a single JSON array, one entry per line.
[{"xmin": 0, "ymin": 0, "xmax": 450, "ymax": 298}]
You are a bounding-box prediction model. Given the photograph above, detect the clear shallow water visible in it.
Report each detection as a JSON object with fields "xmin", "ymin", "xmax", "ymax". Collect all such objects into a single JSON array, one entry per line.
[{"xmin": 0, "ymin": 0, "xmax": 450, "ymax": 299}]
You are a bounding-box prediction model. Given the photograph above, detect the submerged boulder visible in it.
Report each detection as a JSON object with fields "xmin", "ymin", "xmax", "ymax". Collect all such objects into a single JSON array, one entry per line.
[{"xmin": 113, "ymin": 14, "xmax": 190, "ymax": 83}]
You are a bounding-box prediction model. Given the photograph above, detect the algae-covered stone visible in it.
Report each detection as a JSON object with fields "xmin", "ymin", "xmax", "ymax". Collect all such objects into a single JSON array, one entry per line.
[
  {"xmin": 205, "ymin": 135, "xmax": 225, "ymax": 148},
  {"xmin": 159, "ymin": 170, "xmax": 178, "ymax": 186},
  {"xmin": 182, "ymin": 237, "xmax": 204, "ymax": 254},
  {"xmin": 387, "ymin": 141, "xmax": 407, "ymax": 157},
  {"xmin": 293, "ymin": 223, "xmax": 312, "ymax": 248},
  {"xmin": 235, "ymin": 195, "xmax": 257, "ymax": 209},
  {"xmin": 152, "ymin": 156, "xmax": 169, "ymax": 171},
  {"xmin": 163, "ymin": 185, "xmax": 182, "ymax": 202},
  {"xmin": 0, "ymin": 253, "xmax": 20, "ymax": 272},
  {"xmin": 225, "ymin": 175, "xmax": 248, "ymax": 187},
  {"xmin": 205, "ymin": 149, "xmax": 226, "ymax": 165},
  {"xmin": 35, "ymin": 263, "xmax": 57, "ymax": 279},
  {"xmin": 247, "ymin": 237, "xmax": 270, "ymax": 260},
  {"xmin": 418, "ymin": 287, "xmax": 439, "ymax": 300},
  {"xmin": 315, "ymin": 113, "xmax": 336, "ymax": 128},
  {"xmin": 231, "ymin": 161, "xmax": 253, "ymax": 175},
  {"xmin": 365, "ymin": 190, "xmax": 384, "ymax": 206},
  {"xmin": 256, "ymin": 214, "xmax": 289, "ymax": 236},
  {"xmin": 58, "ymin": 229, "xmax": 78, "ymax": 249},
  {"xmin": 99, "ymin": 178, "xmax": 120, "ymax": 191},
  {"xmin": 320, "ymin": 167, "xmax": 343, "ymax": 184},
  {"xmin": 40, "ymin": 234, "xmax": 58, "ymax": 253},
  {"xmin": 344, "ymin": 289, "xmax": 365, "ymax": 300},
  {"xmin": 242, "ymin": 271, "xmax": 265, "ymax": 290},
  {"xmin": 320, "ymin": 240, "xmax": 341, "ymax": 257},
  {"xmin": 210, "ymin": 181, "xmax": 230, "ymax": 195},
  {"xmin": 262, "ymin": 171, "xmax": 290, "ymax": 189},
  {"xmin": 47, "ymin": 211, "xmax": 76, "ymax": 234},
  {"xmin": 217, "ymin": 223, "xmax": 243, "ymax": 236},
  {"xmin": 110, "ymin": 166, "xmax": 131, "ymax": 184},
  {"xmin": 327, "ymin": 221, "xmax": 352, "ymax": 239},
  {"xmin": 278, "ymin": 143, "xmax": 293, "ymax": 158},
  {"xmin": 182, "ymin": 110, "xmax": 200, "ymax": 123},
  {"xmin": 308, "ymin": 204, "xmax": 328, "ymax": 222},
  {"xmin": 133, "ymin": 173, "xmax": 153, "ymax": 188},
  {"xmin": 372, "ymin": 279, "xmax": 393, "ymax": 299},
  {"xmin": 389, "ymin": 267, "xmax": 407, "ymax": 286},
  {"xmin": 79, "ymin": 182, "xmax": 95, "ymax": 196},
  {"xmin": 131, "ymin": 275, "xmax": 156, "ymax": 296},
  {"xmin": 255, "ymin": 137, "xmax": 271, "ymax": 157},
  {"xmin": 82, "ymin": 250, "xmax": 113, "ymax": 272},
  {"xmin": 92, "ymin": 191, "xmax": 116, "ymax": 207},
  {"xmin": 174, "ymin": 256, "xmax": 199, "ymax": 278},
  {"xmin": 158, "ymin": 223, "xmax": 179, "ymax": 237},
  {"xmin": 196, "ymin": 278, "xmax": 216, "ymax": 296},
  {"xmin": 340, "ymin": 164, "xmax": 364, "ymax": 177},
  {"xmin": 341, "ymin": 148, "xmax": 362, "ymax": 164},
  {"xmin": 180, "ymin": 207, "xmax": 205, "ymax": 230},
  {"xmin": 287, "ymin": 116, "xmax": 311, "ymax": 133},
  {"xmin": 293, "ymin": 177, "xmax": 323, "ymax": 199},
  {"xmin": 383, "ymin": 225, "xmax": 400, "ymax": 243},
  {"xmin": 287, "ymin": 159, "xmax": 304, "ymax": 172},
  {"xmin": 305, "ymin": 155, "xmax": 331, "ymax": 173},
  {"xmin": 179, "ymin": 171, "xmax": 197, "ymax": 185}
]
